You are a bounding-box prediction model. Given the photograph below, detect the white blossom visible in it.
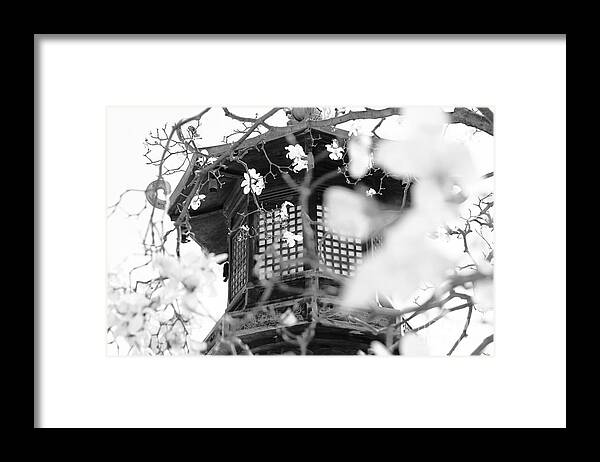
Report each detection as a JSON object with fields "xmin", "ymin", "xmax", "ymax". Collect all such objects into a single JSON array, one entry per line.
[
  {"xmin": 134, "ymin": 330, "xmax": 151, "ymax": 351},
  {"xmin": 292, "ymin": 157, "xmax": 309, "ymax": 172},
  {"xmin": 340, "ymin": 210, "xmax": 453, "ymax": 309},
  {"xmin": 285, "ymin": 144, "xmax": 308, "ymax": 172},
  {"xmin": 157, "ymin": 304, "xmax": 175, "ymax": 323},
  {"xmin": 153, "ymin": 254, "xmax": 182, "ymax": 280},
  {"xmin": 330, "ymin": 109, "xmax": 480, "ymax": 314},
  {"xmin": 240, "ymin": 168, "xmax": 265, "ymax": 195},
  {"xmin": 366, "ymin": 188, "xmax": 377, "ymax": 197},
  {"xmin": 280, "ymin": 309, "xmax": 298, "ymax": 327},
  {"xmin": 280, "ymin": 201, "xmax": 294, "ymax": 220},
  {"xmin": 152, "ymin": 247, "xmax": 227, "ymax": 315},
  {"xmin": 127, "ymin": 313, "xmax": 145, "ymax": 334},
  {"xmin": 282, "ymin": 230, "xmax": 303, "ymax": 248},
  {"xmin": 285, "ymin": 143, "xmax": 305, "ymax": 160},
  {"xmin": 158, "ymin": 279, "xmax": 183, "ymax": 305},
  {"xmin": 107, "ymin": 290, "xmax": 150, "ymax": 341},
  {"xmin": 166, "ymin": 325, "xmax": 186, "ymax": 350},
  {"xmin": 146, "ymin": 316, "xmax": 161, "ymax": 335},
  {"xmin": 347, "ymin": 136, "xmax": 372, "ymax": 178},
  {"xmin": 323, "ymin": 186, "xmax": 372, "ymax": 239},
  {"xmin": 373, "ymin": 107, "xmax": 478, "ymax": 232},
  {"xmin": 198, "ymin": 149, "xmax": 218, "ymax": 166},
  {"xmin": 189, "ymin": 194, "xmax": 206, "ymax": 210},
  {"xmin": 115, "ymin": 291, "xmax": 148, "ymax": 316},
  {"xmin": 326, "ymin": 139, "xmax": 344, "ymax": 160}
]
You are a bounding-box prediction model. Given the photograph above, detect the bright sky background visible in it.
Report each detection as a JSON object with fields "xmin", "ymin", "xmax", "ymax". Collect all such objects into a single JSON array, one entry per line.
[{"xmin": 107, "ymin": 106, "xmax": 495, "ymax": 353}]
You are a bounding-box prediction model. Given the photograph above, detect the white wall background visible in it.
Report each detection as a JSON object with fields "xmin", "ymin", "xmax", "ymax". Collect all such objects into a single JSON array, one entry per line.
[{"xmin": 38, "ymin": 36, "xmax": 566, "ymax": 427}]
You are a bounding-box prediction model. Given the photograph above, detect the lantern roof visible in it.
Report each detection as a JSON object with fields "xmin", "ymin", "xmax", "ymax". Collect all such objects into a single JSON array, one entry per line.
[
  {"xmin": 168, "ymin": 123, "xmax": 346, "ymax": 212},
  {"xmin": 166, "ymin": 124, "xmax": 349, "ymax": 253},
  {"xmin": 167, "ymin": 122, "xmax": 409, "ymax": 255}
]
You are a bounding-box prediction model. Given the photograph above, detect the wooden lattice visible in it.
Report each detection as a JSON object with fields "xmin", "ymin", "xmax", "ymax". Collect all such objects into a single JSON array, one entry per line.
[
  {"xmin": 316, "ymin": 204, "xmax": 363, "ymax": 276},
  {"xmin": 230, "ymin": 228, "xmax": 248, "ymax": 298},
  {"xmin": 256, "ymin": 204, "xmax": 304, "ymax": 280}
]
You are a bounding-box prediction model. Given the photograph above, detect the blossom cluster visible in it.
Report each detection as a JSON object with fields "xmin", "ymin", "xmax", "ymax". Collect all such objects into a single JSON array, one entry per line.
[
  {"xmin": 285, "ymin": 144, "xmax": 308, "ymax": 172},
  {"xmin": 153, "ymin": 246, "xmax": 227, "ymax": 314},
  {"xmin": 324, "ymin": 107, "xmax": 492, "ymax": 315},
  {"xmin": 240, "ymin": 168, "xmax": 265, "ymax": 195},
  {"xmin": 106, "ymin": 246, "xmax": 225, "ymax": 354},
  {"xmin": 282, "ymin": 230, "xmax": 303, "ymax": 248},
  {"xmin": 279, "ymin": 201, "xmax": 293, "ymax": 220},
  {"xmin": 189, "ymin": 193, "xmax": 206, "ymax": 210},
  {"xmin": 326, "ymin": 139, "xmax": 344, "ymax": 160}
]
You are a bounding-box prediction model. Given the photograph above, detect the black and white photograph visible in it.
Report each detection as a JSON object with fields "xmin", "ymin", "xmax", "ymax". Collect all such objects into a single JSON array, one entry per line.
[
  {"xmin": 36, "ymin": 35, "xmax": 566, "ymax": 428},
  {"xmin": 107, "ymin": 106, "xmax": 495, "ymax": 356}
]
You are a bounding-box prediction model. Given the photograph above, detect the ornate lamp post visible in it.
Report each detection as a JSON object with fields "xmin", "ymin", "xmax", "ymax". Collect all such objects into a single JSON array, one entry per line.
[{"xmin": 168, "ymin": 109, "xmax": 410, "ymax": 354}]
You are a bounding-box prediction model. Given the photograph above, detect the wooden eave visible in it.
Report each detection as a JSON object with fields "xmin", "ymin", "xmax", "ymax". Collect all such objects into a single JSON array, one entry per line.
[{"xmin": 167, "ymin": 124, "xmax": 349, "ymax": 219}]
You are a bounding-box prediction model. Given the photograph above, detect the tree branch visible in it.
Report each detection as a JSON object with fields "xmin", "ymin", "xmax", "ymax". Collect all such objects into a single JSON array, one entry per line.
[
  {"xmin": 447, "ymin": 304, "xmax": 474, "ymax": 355},
  {"xmin": 195, "ymin": 107, "xmax": 494, "ymax": 162},
  {"xmin": 223, "ymin": 107, "xmax": 274, "ymax": 129},
  {"xmin": 173, "ymin": 107, "xmax": 282, "ymax": 225},
  {"xmin": 449, "ymin": 107, "xmax": 493, "ymax": 135},
  {"xmin": 477, "ymin": 107, "xmax": 494, "ymax": 124},
  {"xmin": 471, "ymin": 334, "xmax": 494, "ymax": 355}
]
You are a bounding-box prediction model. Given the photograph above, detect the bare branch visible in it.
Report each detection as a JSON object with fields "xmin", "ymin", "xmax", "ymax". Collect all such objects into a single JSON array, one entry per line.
[
  {"xmin": 477, "ymin": 107, "xmax": 494, "ymax": 124},
  {"xmin": 447, "ymin": 304, "xmax": 474, "ymax": 355},
  {"xmin": 449, "ymin": 107, "xmax": 493, "ymax": 135},
  {"xmin": 223, "ymin": 107, "xmax": 275, "ymax": 129},
  {"xmin": 471, "ymin": 334, "xmax": 494, "ymax": 355}
]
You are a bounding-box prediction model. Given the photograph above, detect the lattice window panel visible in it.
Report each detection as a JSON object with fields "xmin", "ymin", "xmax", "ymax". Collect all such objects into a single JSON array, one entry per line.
[
  {"xmin": 316, "ymin": 204, "xmax": 363, "ymax": 276},
  {"xmin": 256, "ymin": 204, "xmax": 304, "ymax": 280},
  {"xmin": 230, "ymin": 229, "xmax": 248, "ymax": 298}
]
